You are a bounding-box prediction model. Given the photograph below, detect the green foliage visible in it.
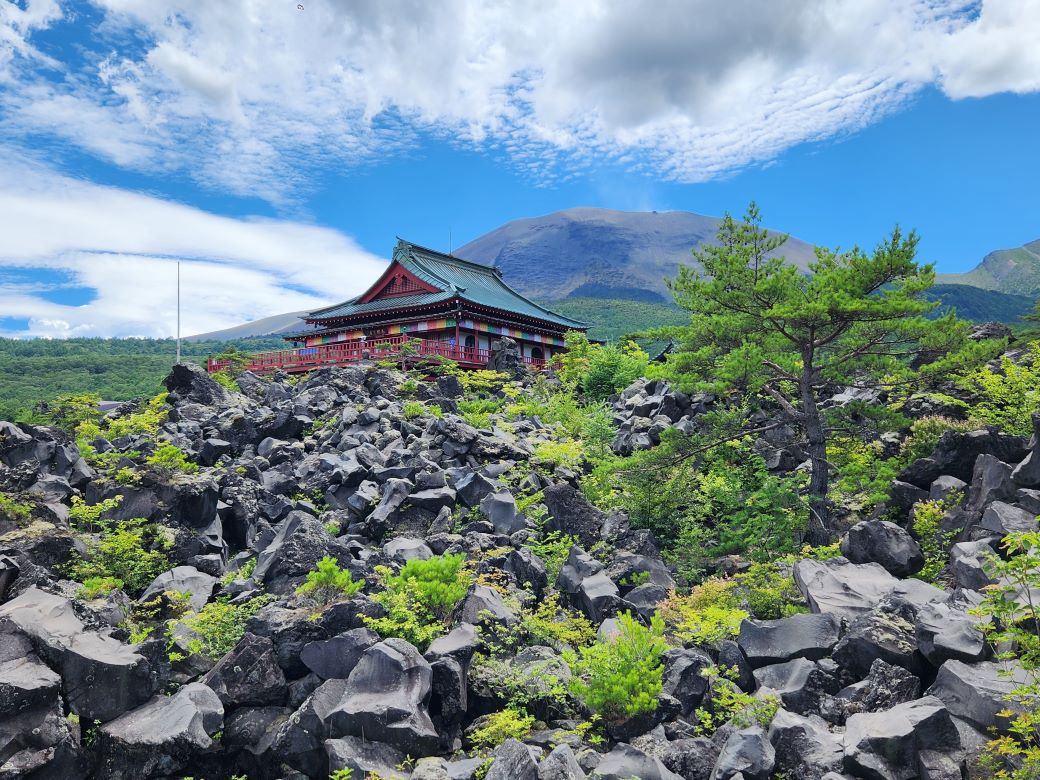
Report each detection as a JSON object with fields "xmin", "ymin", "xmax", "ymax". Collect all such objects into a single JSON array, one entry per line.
[
  {"xmin": 972, "ymin": 532, "xmax": 1040, "ymax": 779},
  {"xmin": 600, "ymin": 421, "xmax": 805, "ymax": 580},
  {"xmin": 296, "ymin": 555, "xmax": 365, "ymax": 606},
  {"xmin": 532, "ymin": 439, "xmax": 584, "ymax": 469},
  {"xmin": 518, "ymin": 592, "xmax": 596, "ymax": 650},
  {"xmin": 0, "ymin": 335, "xmax": 285, "ymax": 424},
  {"xmin": 694, "ymin": 665, "xmax": 779, "ymax": 734},
  {"xmin": 911, "ymin": 494, "xmax": 960, "ymax": 582},
  {"xmin": 961, "ymin": 347, "xmax": 1040, "ymax": 436},
  {"xmin": 900, "ymin": 415, "xmax": 974, "ymax": 464},
  {"xmin": 77, "ymin": 576, "xmax": 122, "ymax": 599},
  {"xmin": 403, "ymin": 400, "xmax": 442, "ymax": 419},
  {"xmin": 69, "ymin": 495, "xmax": 123, "ymax": 533},
  {"xmin": 456, "ymin": 370, "xmax": 510, "ymax": 395},
  {"xmin": 468, "ymin": 708, "xmax": 535, "ymax": 752},
  {"xmin": 68, "ymin": 518, "xmax": 172, "ymax": 595},
  {"xmin": 34, "ymin": 392, "xmax": 102, "ymax": 433},
  {"xmin": 523, "ymin": 530, "xmax": 578, "ymax": 584},
  {"xmin": 658, "ymin": 580, "xmax": 749, "ymax": 647},
  {"xmin": 104, "ymin": 392, "xmax": 169, "ymax": 439},
  {"xmin": 145, "ymin": 443, "xmax": 199, "ymax": 475},
  {"xmin": 167, "ymin": 594, "xmax": 272, "ymax": 661},
  {"xmin": 552, "ymin": 332, "xmax": 649, "ymax": 401},
  {"xmin": 544, "ymin": 297, "xmax": 691, "ymax": 342},
  {"xmin": 458, "ymin": 398, "xmax": 504, "ymax": 429},
  {"xmin": 731, "ymin": 561, "xmax": 807, "ymax": 620},
  {"xmin": 210, "ymin": 370, "xmax": 239, "ymax": 392},
  {"xmin": 564, "ymin": 612, "xmax": 667, "ymax": 720},
  {"xmin": 222, "ymin": 557, "xmax": 257, "ymax": 585},
  {"xmin": 828, "ymin": 436, "xmax": 901, "ymax": 511},
  {"xmin": 366, "ymin": 554, "xmax": 473, "ymax": 649},
  {"xmin": 328, "ymin": 769, "xmax": 354, "ymax": 780},
  {"xmin": 0, "ymin": 493, "xmax": 32, "ymax": 525}
]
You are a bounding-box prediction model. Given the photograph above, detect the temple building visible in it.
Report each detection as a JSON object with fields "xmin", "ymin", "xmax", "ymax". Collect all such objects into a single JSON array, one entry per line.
[{"xmin": 209, "ymin": 239, "xmax": 586, "ymax": 375}]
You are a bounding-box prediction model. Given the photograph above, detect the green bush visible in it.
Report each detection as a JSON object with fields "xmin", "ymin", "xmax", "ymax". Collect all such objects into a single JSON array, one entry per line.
[
  {"xmin": 911, "ymin": 495, "xmax": 959, "ymax": 582},
  {"xmin": 68, "ymin": 518, "xmax": 172, "ymax": 595},
  {"xmin": 365, "ymin": 554, "xmax": 473, "ymax": 649},
  {"xmin": 0, "ymin": 493, "xmax": 32, "ymax": 524},
  {"xmin": 564, "ymin": 612, "xmax": 667, "ymax": 720},
  {"xmin": 468, "ymin": 708, "xmax": 535, "ymax": 752},
  {"xmin": 658, "ymin": 580, "xmax": 749, "ymax": 647},
  {"xmin": 961, "ymin": 348, "xmax": 1040, "ymax": 436},
  {"xmin": 68, "ymin": 495, "xmax": 123, "ymax": 533},
  {"xmin": 973, "ymin": 532, "xmax": 1040, "ymax": 779},
  {"xmin": 210, "ymin": 370, "xmax": 239, "ymax": 392},
  {"xmin": 694, "ymin": 665, "xmax": 779, "ymax": 734},
  {"xmin": 458, "ymin": 398, "xmax": 504, "ymax": 429},
  {"xmin": 523, "ymin": 530, "xmax": 578, "ymax": 584},
  {"xmin": 296, "ymin": 555, "xmax": 364, "ymax": 606},
  {"xmin": 901, "ymin": 415, "xmax": 974, "ymax": 464},
  {"xmin": 35, "ymin": 392, "xmax": 102, "ymax": 433},
  {"xmin": 167, "ymin": 594, "xmax": 272, "ymax": 661},
  {"xmin": 145, "ymin": 443, "xmax": 199, "ymax": 475},
  {"xmin": 78, "ymin": 576, "xmax": 122, "ymax": 599},
  {"xmin": 518, "ymin": 592, "xmax": 596, "ymax": 650}
]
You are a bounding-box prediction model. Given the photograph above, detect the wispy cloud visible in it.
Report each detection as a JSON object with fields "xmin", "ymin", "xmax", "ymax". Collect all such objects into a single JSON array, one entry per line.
[
  {"xmin": 3, "ymin": 0, "xmax": 1039, "ymax": 199},
  {"xmin": 0, "ymin": 156, "xmax": 386, "ymax": 337}
]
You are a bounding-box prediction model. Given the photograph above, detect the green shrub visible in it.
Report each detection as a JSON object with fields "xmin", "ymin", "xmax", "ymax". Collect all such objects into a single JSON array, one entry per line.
[
  {"xmin": 518, "ymin": 592, "xmax": 595, "ymax": 650},
  {"xmin": 78, "ymin": 576, "xmax": 122, "ymax": 599},
  {"xmin": 365, "ymin": 554, "xmax": 472, "ymax": 649},
  {"xmin": 901, "ymin": 415, "xmax": 974, "ymax": 464},
  {"xmin": 961, "ymin": 348, "xmax": 1040, "ymax": 436},
  {"xmin": 145, "ymin": 443, "xmax": 199, "ymax": 475},
  {"xmin": 657, "ymin": 580, "xmax": 749, "ymax": 647},
  {"xmin": 35, "ymin": 392, "xmax": 102, "ymax": 433},
  {"xmin": 730, "ymin": 561, "xmax": 807, "ymax": 620},
  {"xmin": 458, "ymin": 398, "xmax": 504, "ymax": 429},
  {"xmin": 972, "ymin": 532, "xmax": 1040, "ymax": 779},
  {"xmin": 911, "ymin": 495, "xmax": 959, "ymax": 582},
  {"xmin": 210, "ymin": 370, "xmax": 239, "ymax": 392},
  {"xmin": 524, "ymin": 530, "xmax": 578, "ymax": 584},
  {"xmin": 828, "ymin": 435, "xmax": 901, "ymax": 511},
  {"xmin": 69, "ymin": 495, "xmax": 123, "ymax": 533},
  {"xmin": 469, "ymin": 708, "xmax": 535, "ymax": 752},
  {"xmin": 69, "ymin": 518, "xmax": 172, "ymax": 595},
  {"xmin": 694, "ymin": 665, "xmax": 779, "ymax": 734},
  {"xmin": 167, "ymin": 594, "xmax": 272, "ymax": 661},
  {"xmin": 564, "ymin": 612, "xmax": 667, "ymax": 720},
  {"xmin": 296, "ymin": 555, "xmax": 364, "ymax": 606},
  {"xmin": 105, "ymin": 392, "xmax": 169, "ymax": 439},
  {"xmin": 0, "ymin": 493, "xmax": 32, "ymax": 524},
  {"xmin": 532, "ymin": 439, "xmax": 584, "ymax": 469},
  {"xmin": 222, "ymin": 557, "xmax": 257, "ymax": 585}
]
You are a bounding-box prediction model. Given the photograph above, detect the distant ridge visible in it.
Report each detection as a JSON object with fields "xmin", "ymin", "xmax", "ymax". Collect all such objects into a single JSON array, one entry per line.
[
  {"xmin": 939, "ymin": 238, "xmax": 1040, "ymax": 295},
  {"xmin": 186, "ymin": 310, "xmax": 308, "ymax": 342},
  {"xmin": 453, "ymin": 207, "xmax": 819, "ymax": 301}
]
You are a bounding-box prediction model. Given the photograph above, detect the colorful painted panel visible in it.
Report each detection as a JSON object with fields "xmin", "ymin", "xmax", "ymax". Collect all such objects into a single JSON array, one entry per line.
[
  {"xmin": 460, "ymin": 319, "xmax": 566, "ymax": 346},
  {"xmin": 305, "ymin": 329, "xmax": 364, "ymax": 347}
]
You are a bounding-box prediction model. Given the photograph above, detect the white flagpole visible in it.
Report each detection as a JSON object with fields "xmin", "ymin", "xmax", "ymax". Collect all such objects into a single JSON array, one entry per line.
[{"xmin": 176, "ymin": 261, "xmax": 181, "ymax": 364}]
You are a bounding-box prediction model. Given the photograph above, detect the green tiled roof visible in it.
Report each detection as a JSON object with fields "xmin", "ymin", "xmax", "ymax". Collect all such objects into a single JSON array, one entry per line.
[{"xmin": 307, "ymin": 240, "xmax": 587, "ymax": 330}]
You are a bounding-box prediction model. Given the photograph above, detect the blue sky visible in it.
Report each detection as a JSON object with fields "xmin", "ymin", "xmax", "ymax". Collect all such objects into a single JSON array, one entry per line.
[{"xmin": 1, "ymin": 0, "xmax": 1039, "ymax": 337}]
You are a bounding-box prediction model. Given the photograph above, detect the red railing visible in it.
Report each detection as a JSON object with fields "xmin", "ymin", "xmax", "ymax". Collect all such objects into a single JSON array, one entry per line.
[{"xmin": 207, "ymin": 336, "xmax": 547, "ymax": 375}]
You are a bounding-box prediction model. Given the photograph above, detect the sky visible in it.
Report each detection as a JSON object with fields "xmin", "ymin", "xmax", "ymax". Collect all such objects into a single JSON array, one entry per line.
[{"xmin": 1, "ymin": 0, "xmax": 1039, "ymax": 339}]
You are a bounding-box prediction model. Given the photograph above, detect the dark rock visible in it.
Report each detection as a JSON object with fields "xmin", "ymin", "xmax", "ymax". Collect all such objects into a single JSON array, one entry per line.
[
  {"xmin": 753, "ymin": 658, "xmax": 835, "ymax": 715},
  {"xmin": 246, "ymin": 604, "xmax": 329, "ymax": 678},
  {"xmin": 384, "ymin": 537, "xmax": 434, "ymax": 562},
  {"xmin": 712, "ymin": 726, "xmax": 776, "ymax": 780},
  {"xmin": 888, "ymin": 481, "xmax": 929, "ymax": 517},
  {"xmin": 949, "ymin": 539, "xmax": 999, "ymax": 590},
  {"xmin": 199, "ymin": 437, "xmax": 232, "ymax": 465},
  {"xmin": 324, "ymin": 735, "xmax": 408, "ymax": 779},
  {"xmin": 661, "ymin": 736, "xmax": 719, "ymax": 780},
  {"xmin": 164, "ymin": 362, "xmax": 234, "ymax": 408},
  {"xmin": 265, "ymin": 678, "xmax": 348, "ymax": 777},
  {"xmin": 0, "ymin": 695, "xmax": 87, "ymax": 779},
  {"xmin": 898, "ymin": 428, "xmax": 1028, "ymax": 489},
  {"xmin": 140, "ymin": 565, "xmax": 217, "ymax": 612},
  {"xmin": 539, "ymin": 743, "xmax": 588, "ymax": 779},
  {"xmin": 768, "ymin": 709, "xmax": 843, "ymax": 780},
  {"xmin": 0, "ymin": 587, "xmax": 157, "ymax": 722},
  {"xmin": 327, "ymin": 638, "xmax": 440, "ymax": 756},
  {"xmin": 97, "ymin": 682, "xmax": 223, "ymax": 780},
  {"xmin": 842, "ymin": 696, "xmax": 961, "ymax": 780},
  {"xmin": 480, "ymin": 490, "xmax": 525, "ymax": 535},
  {"xmin": 485, "ymin": 737, "xmax": 538, "ymax": 780},
  {"xmin": 979, "ymin": 500, "xmax": 1038, "ymax": 535},
  {"xmin": 926, "ymin": 659, "xmax": 1032, "ymax": 733},
  {"xmin": 718, "ymin": 640, "xmax": 756, "ymax": 692},
  {"xmin": 454, "ymin": 471, "xmax": 497, "ymax": 508},
  {"xmin": 593, "ymin": 742, "xmax": 684, "ymax": 780},
  {"xmin": 543, "ymin": 483, "xmax": 606, "ymax": 547},
  {"xmin": 793, "ymin": 559, "xmax": 900, "ymax": 620},
  {"xmin": 252, "ymin": 511, "xmax": 340, "ymax": 594},
  {"xmin": 737, "ymin": 612, "xmax": 842, "ymax": 669},
  {"xmin": 832, "ymin": 609, "xmax": 922, "ymax": 679},
  {"xmin": 557, "ymin": 546, "xmax": 620, "ymax": 623},
  {"xmin": 661, "ymin": 647, "xmax": 711, "ymax": 716},
  {"xmin": 301, "ymin": 628, "xmax": 380, "ymax": 680},
  {"xmin": 836, "ymin": 658, "xmax": 921, "ymax": 719},
  {"xmin": 840, "ymin": 520, "xmax": 924, "ymax": 577},
  {"xmin": 202, "ymin": 633, "xmax": 287, "ymax": 708},
  {"xmin": 914, "ymin": 601, "xmax": 988, "ymax": 666},
  {"xmin": 459, "ymin": 584, "xmax": 518, "ymax": 626},
  {"xmin": 929, "ymin": 475, "xmax": 967, "ymax": 503}
]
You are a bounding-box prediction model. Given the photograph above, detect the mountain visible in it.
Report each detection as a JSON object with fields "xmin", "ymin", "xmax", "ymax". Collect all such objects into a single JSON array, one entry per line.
[
  {"xmin": 939, "ymin": 238, "xmax": 1040, "ymax": 295},
  {"xmin": 186, "ymin": 311, "xmax": 308, "ymax": 342},
  {"xmin": 453, "ymin": 207, "xmax": 819, "ymax": 301},
  {"xmin": 925, "ymin": 284, "xmax": 1035, "ymax": 322}
]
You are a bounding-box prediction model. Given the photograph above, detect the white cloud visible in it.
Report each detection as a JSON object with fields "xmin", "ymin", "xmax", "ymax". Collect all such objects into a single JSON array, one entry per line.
[
  {"xmin": 1, "ymin": 0, "xmax": 1039, "ymax": 194},
  {"xmin": 0, "ymin": 157, "xmax": 387, "ymax": 337}
]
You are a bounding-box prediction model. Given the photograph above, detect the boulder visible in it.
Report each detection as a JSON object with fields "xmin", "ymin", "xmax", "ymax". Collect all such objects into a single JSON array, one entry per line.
[
  {"xmin": 324, "ymin": 735, "xmax": 408, "ymax": 779},
  {"xmin": 454, "ymin": 471, "xmax": 497, "ymax": 508},
  {"xmin": 0, "ymin": 587, "xmax": 157, "ymax": 722},
  {"xmin": 140, "ymin": 565, "xmax": 217, "ymax": 612},
  {"xmin": 480, "ymin": 491, "xmax": 525, "ymax": 535},
  {"xmin": 711, "ymin": 726, "xmax": 776, "ymax": 780},
  {"xmin": 384, "ymin": 537, "xmax": 434, "ymax": 562},
  {"xmin": 753, "ymin": 658, "xmax": 833, "ymax": 715},
  {"xmin": 926, "ymin": 659, "xmax": 1032, "ymax": 733},
  {"xmin": 832, "ymin": 609, "xmax": 922, "ymax": 679},
  {"xmin": 202, "ymin": 633, "xmax": 287, "ymax": 708},
  {"xmin": 793, "ymin": 559, "xmax": 897, "ymax": 620},
  {"xmin": 484, "ymin": 737, "xmax": 538, "ymax": 780},
  {"xmin": 914, "ymin": 601, "xmax": 988, "ymax": 666},
  {"xmin": 836, "ymin": 658, "xmax": 921, "ymax": 719},
  {"xmin": 459, "ymin": 584, "xmax": 518, "ymax": 625},
  {"xmin": 949, "ymin": 539, "xmax": 999, "ymax": 590},
  {"xmin": 594, "ymin": 742, "xmax": 684, "ymax": 780},
  {"xmin": 265, "ymin": 678, "xmax": 348, "ymax": 777},
  {"xmin": 840, "ymin": 520, "xmax": 924, "ymax": 577},
  {"xmin": 97, "ymin": 683, "xmax": 223, "ymax": 780},
  {"xmin": 252, "ymin": 511, "xmax": 340, "ymax": 594},
  {"xmin": 301, "ymin": 627, "xmax": 380, "ymax": 680},
  {"xmin": 979, "ymin": 500, "xmax": 1038, "ymax": 535},
  {"xmin": 897, "ymin": 429, "xmax": 1028, "ymax": 488},
  {"xmin": 661, "ymin": 736, "xmax": 719, "ymax": 780},
  {"xmin": 660, "ymin": 647, "xmax": 712, "ymax": 716},
  {"xmin": 768, "ymin": 709, "xmax": 843, "ymax": 780},
  {"xmin": 737, "ymin": 612, "xmax": 842, "ymax": 669},
  {"xmin": 328, "ymin": 639, "xmax": 440, "ymax": 756},
  {"xmin": 543, "ymin": 483, "xmax": 607, "ymax": 548},
  {"xmin": 539, "ymin": 743, "xmax": 588, "ymax": 779},
  {"xmin": 557, "ymin": 547, "xmax": 621, "ymax": 623},
  {"xmin": 0, "ymin": 695, "xmax": 87, "ymax": 779},
  {"xmin": 164, "ymin": 362, "xmax": 235, "ymax": 407},
  {"xmin": 843, "ymin": 696, "xmax": 961, "ymax": 780}
]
